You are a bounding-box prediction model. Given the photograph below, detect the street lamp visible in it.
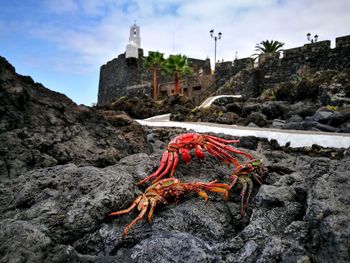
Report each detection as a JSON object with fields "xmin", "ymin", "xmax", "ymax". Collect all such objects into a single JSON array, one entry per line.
[
  {"xmin": 306, "ymin": 33, "xmax": 318, "ymax": 43},
  {"xmin": 209, "ymin": 29, "xmax": 222, "ymax": 71}
]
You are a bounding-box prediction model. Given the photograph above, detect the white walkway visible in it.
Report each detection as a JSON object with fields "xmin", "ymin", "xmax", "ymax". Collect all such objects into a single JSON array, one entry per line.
[
  {"xmin": 137, "ymin": 114, "xmax": 350, "ymax": 149},
  {"xmin": 198, "ymin": 95, "xmax": 242, "ymax": 108}
]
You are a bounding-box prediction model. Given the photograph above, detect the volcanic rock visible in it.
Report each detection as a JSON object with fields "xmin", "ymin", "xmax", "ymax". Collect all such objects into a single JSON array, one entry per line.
[
  {"xmin": 0, "ymin": 56, "xmax": 150, "ymax": 180},
  {"xmin": 0, "ymin": 129, "xmax": 349, "ymax": 262}
]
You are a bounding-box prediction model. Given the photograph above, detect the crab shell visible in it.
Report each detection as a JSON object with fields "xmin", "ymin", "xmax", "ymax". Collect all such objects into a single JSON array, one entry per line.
[
  {"xmin": 109, "ymin": 178, "xmax": 230, "ymax": 238},
  {"xmin": 137, "ymin": 133, "xmax": 254, "ymax": 185}
]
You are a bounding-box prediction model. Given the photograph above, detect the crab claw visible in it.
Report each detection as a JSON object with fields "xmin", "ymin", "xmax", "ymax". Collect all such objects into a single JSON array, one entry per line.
[
  {"xmin": 194, "ymin": 145, "xmax": 205, "ymax": 160},
  {"xmin": 180, "ymin": 148, "xmax": 191, "ymax": 164}
]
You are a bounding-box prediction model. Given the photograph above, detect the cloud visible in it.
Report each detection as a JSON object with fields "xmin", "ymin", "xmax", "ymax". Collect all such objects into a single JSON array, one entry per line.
[
  {"xmin": 11, "ymin": 0, "xmax": 350, "ymax": 74},
  {"xmin": 43, "ymin": 0, "xmax": 79, "ymax": 13}
]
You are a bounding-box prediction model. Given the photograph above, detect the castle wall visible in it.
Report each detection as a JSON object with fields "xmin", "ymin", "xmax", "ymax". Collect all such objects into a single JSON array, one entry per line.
[
  {"xmin": 336, "ymin": 35, "xmax": 350, "ymax": 48},
  {"xmin": 97, "ymin": 49, "xmax": 152, "ymax": 105},
  {"xmin": 98, "ymin": 50, "xmax": 212, "ymax": 105},
  {"xmin": 187, "ymin": 58, "xmax": 211, "ymax": 75},
  {"xmin": 98, "ymin": 34, "xmax": 350, "ymax": 105},
  {"xmin": 215, "ymin": 35, "xmax": 350, "ymax": 99},
  {"xmin": 260, "ymin": 40, "xmax": 350, "ymax": 87}
]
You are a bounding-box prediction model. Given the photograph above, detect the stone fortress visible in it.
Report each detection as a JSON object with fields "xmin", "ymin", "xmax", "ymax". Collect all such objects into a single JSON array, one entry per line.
[
  {"xmin": 98, "ymin": 23, "xmax": 211, "ymax": 105},
  {"xmin": 97, "ymin": 23, "xmax": 350, "ymax": 106}
]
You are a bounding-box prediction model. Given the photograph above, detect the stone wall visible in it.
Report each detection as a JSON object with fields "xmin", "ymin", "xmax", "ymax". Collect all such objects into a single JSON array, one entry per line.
[
  {"xmin": 97, "ymin": 49, "xmax": 212, "ymax": 106},
  {"xmin": 215, "ymin": 35, "xmax": 350, "ymax": 98},
  {"xmin": 215, "ymin": 57, "xmax": 255, "ymax": 89},
  {"xmin": 97, "ymin": 49, "xmax": 151, "ymax": 105},
  {"xmin": 259, "ymin": 40, "xmax": 350, "ymax": 88},
  {"xmin": 98, "ymin": 34, "xmax": 350, "ymax": 105}
]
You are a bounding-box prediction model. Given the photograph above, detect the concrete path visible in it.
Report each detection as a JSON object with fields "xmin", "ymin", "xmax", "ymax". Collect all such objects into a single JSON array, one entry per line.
[
  {"xmin": 198, "ymin": 95, "xmax": 242, "ymax": 108},
  {"xmin": 137, "ymin": 114, "xmax": 350, "ymax": 149}
]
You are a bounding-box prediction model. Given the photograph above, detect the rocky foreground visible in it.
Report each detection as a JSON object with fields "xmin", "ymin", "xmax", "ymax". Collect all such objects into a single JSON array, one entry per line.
[
  {"xmin": 1, "ymin": 56, "xmax": 350, "ymax": 262},
  {"xmin": 1, "ymin": 128, "xmax": 349, "ymax": 263}
]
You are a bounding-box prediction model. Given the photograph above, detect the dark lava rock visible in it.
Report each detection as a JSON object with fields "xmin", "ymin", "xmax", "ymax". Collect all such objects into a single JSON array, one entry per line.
[
  {"xmin": 286, "ymin": 101, "xmax": 318, "ymax": 119},
  {"xmin": 175, "ymin": 105, "xmax": 239, "ymax": 125},
  {"xmin": 106, "ymin": 94, "xmax": 194, "ymax": 120},
  {"xmin": 225, "ymin": 102, "xmax": 243, "ymax": 115},
  {"xmin": 241, "ymin": 103, "xmax": 262, "ymax": 117},
  {"xmin": 286, "ymin": 114, "xmax": 303, "ymax": 123},
  {"xmin": 271, "ymin": 119, "xmax": 286, "ymax": 129},
  {"xmin": 327, "ymin": 110, "xmax": 350, "ymax": 127},
  {"xmin": 318, "ymin": 83, "xmax": 350, "ymax": 107},
  {"xmin": 0, "ymin": 135, "xmax": 348, "ymax": 262},
  {"xmin": 130, "ymin": 232, "xmax": 222, "ymax": 262},
  {"xmin": 282, "ymin": 121, "xmax": 303, "ymax": 130},
  {"xmin": 310, "ymin": 107, "xmax": 334, "ymax": 124},
  {"xmin": 1, "ymin": 125, "xmax": 349, "ymax": 263},
  {"xmin": 238, "ymin": 112, "xmax": 268, "ymax": 127},
  {"xmin": 338, "ymin": 123, "xmax": 350, "ymax": 133},
  {"xmin": 217, "ymin": 112, "xmax": 240, "ymax": 124},
  {"xmin": 0, "ymin": 56, "xmax": 150, "ymax": 180},
  {"xmin": 261, "ymin": 101, "xmax": 289, "ymax": 120}
]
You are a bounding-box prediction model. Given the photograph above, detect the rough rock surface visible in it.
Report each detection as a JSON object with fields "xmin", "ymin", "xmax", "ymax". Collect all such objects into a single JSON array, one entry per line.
[
  {"xmin": 1, "ymin": 126, "xmax": 349, "ymax": 263},
  {"xmin": 105, "ymin": 94, "xmax": 195, "ymax": 120},
  {"xmin": 0, "ymin": 56, "xmax": 150, "ymax": 180}
]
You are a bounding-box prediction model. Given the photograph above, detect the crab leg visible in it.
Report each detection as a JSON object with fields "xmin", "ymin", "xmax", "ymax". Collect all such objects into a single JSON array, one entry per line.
[
  {"xmin": 109, "ymin": 195, "xmax": 142, "ymax": 216},
  {"xmin": 147, "ymin": 198, "xmax": 158, "ymax": 222},
  {"xmin": 229, "ymin": 174, "xmax": 239, "ymax": 188},
  {"xmin": 207, "ymin": 138, "xmax": 254, "ymax": 160},
  {"xmin": 195, "ymin": 181, "xmax": 230, "ymax": 201},
  {"xmin": 253, "ymin": 174, "xmax": 263, "ymax": 185},
  {"xmin": 201, "ymin": 181, "xmax": 231, "ymax": 190},
  {"xmin": 206, "ymin": 135, "xmax": 240, "ymax": 144},
  {"xmin": 152, "ymin": 152, "xmax": 174, "ymax": 183},
  {"xmin": 204, "ymin": 144, "xmax": 230, "ymax": 165},
  {"xmin": 121, "ymin": 203, "xmax": 149, "ymax": 239},
  {"xmin": 169, "ymin": 152, "xmax": 179, "ymax": 177},
  {"xmin": 205, "ymin": 143, "xmax": 241, "ymax": 166},
  {"xmin": 137, "ymin": 151, "xmax": 170, "ymax": 185},
  {"xmin": 239, "ymin": 180, "xmax": 248, "ymax": 216},
  {"xmin": 244, "ymin": 178, "xmax": 254, "ymax": 211},
  {"xmin": 207, "ymin": 187, "xmax": 229, "ymax": 200},
  {"xmin": 196, "ymin": 190, "xmax": 209, "ymax": 202}
]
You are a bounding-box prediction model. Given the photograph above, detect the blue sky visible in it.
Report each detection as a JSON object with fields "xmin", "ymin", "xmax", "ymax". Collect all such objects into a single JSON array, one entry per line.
[{"xmin": 1, "ymin": 0, "xmax": 350, "ymax": 106}]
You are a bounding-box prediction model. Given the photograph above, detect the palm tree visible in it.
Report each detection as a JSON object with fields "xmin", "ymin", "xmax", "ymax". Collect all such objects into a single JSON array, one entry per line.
[
  {"xmin": 163, "ymin": 54, "xmax": 192, "ymax": 95},
  {"xmin": 144, "ymin": 51, "xmax": 165, "ymax": 99},
  {"xmin": 255, "ymin": 40, "xmax": 285, "ymax": 54}
]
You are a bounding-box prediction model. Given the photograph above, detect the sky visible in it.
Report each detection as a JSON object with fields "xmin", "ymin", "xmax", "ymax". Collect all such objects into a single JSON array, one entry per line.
[{"xmin": 1, "ymin": 0, "xmax": 350, "ymax": 106}]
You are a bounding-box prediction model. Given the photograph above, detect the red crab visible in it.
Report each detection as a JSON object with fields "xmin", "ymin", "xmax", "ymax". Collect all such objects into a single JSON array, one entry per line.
[
  {"xmin": 109, "ymin": 178, "xmax": 231, "ymax": 238},
  {"xmin": 137, "ymin": 133, "xmax": 254, "ymax": 185},
  {"xmin": 229, "ymin": 159, "xmax": 266, "ymax": 215}
]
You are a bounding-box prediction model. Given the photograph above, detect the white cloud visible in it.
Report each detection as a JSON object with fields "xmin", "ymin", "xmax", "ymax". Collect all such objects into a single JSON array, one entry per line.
[
  {"xmin": 28, "ymin": 0, "xmax": 350, "ymax": 73},
  {"xmin": 43, "ymin": 0, "xmax": 79, "ymax": 13}
]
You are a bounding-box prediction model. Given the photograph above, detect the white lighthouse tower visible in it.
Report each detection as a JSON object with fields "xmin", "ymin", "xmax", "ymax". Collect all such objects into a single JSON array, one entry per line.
[{"xmin": 126, "ymin": 23, "xmax": 141, "ymax": 59}]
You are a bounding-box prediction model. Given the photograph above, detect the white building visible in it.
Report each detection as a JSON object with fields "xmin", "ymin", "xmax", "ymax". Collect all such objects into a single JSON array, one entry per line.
[{"xmin": 126, "ymin": 23, "xmax": 141, "ymax": 59}]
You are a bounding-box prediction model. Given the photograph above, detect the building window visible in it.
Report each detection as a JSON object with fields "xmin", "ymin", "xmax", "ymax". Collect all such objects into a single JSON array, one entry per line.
[{"xmin": 193, "ymin": 86, "xmax": 201, "ymax": 91}]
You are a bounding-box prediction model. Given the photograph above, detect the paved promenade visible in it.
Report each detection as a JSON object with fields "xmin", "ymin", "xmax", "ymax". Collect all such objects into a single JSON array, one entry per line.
[{"xmin": 137, "ymin": 114, "xmax": 350, "ymax": 148}]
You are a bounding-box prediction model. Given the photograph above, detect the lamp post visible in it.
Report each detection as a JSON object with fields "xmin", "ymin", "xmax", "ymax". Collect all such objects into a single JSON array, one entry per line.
[
  {"xmin": 306, "ymin": 33, "xmax": 318, "ymax": 43},
  {"xmin": 210, "ymin": 29, "xmax": 222, "ymax": 71}
]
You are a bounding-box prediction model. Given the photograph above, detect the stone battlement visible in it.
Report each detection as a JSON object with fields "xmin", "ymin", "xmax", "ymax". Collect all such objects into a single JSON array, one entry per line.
[
  {"xmin": 98, "ymin": 34, "xmax": 350, "ymax": 105},
  {"xmin": 213, "ymin": 34, "xmax": 350, "ymax": 98}
]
